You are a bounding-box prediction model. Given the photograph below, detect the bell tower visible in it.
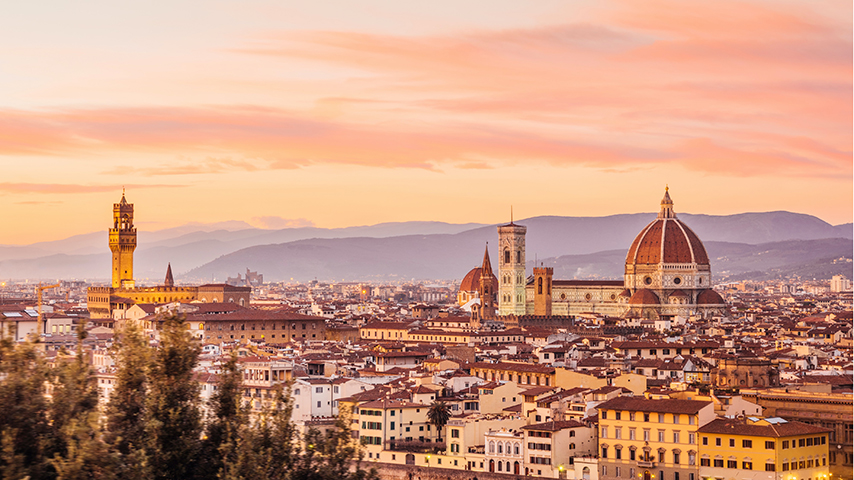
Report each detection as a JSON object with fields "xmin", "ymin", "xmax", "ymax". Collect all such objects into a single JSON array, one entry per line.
[
  {"xmin": 109, "ymin": 190, "xmax": 137, "ymax": 288},
  {"xmin": 533, "ymin": 265, "xmax": 553, "ymax": 316},
  {"xmin": 498, "ymin": 215, "xmax": 527, "ymax": 316}
]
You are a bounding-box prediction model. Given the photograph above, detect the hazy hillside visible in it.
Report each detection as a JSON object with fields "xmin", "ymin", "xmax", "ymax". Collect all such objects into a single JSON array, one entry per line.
[
  {"xmin": 1, "ymin": 212, "xmax": 850, "ymax": 282},
  {"xmin": 183, "ymin": 236, "xmax": 852, "ymax": 283},
  {"xmin": 541, "ymin": 239, "xmax": 854, "ymax": 283}
]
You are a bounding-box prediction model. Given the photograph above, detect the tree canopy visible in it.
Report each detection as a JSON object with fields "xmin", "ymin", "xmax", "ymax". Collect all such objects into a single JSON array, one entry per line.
[{"xmin": 0, "ymin": 315, "xmax": 376, "ymax": 480}]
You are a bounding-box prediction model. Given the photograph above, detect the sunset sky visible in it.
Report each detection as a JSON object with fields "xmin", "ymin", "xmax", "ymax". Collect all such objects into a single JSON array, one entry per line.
[{"xmin": 1, "ymin": 1, "xmax": 851, "ymax": 244}]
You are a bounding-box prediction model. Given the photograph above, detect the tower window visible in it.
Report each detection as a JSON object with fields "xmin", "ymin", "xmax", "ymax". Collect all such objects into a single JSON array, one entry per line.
[
  {"xmin": 516, "ymin": 250, "xmax": 521, "ymax": 264},
  {"xmin": 504, "ymin": 249, "xmax": 510, "ymax": 264}
]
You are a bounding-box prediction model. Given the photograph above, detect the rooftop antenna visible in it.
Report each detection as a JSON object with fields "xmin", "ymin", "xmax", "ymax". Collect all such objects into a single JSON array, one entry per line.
[{"xmin": 511, "ymin": 206, "xmax": 514, "ymax": 225}]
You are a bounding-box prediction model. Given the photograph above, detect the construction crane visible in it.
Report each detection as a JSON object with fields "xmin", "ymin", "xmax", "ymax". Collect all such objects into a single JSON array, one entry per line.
[{"xmin": 36, "ymin": 282, "xmax": 60, "ymax": 340}]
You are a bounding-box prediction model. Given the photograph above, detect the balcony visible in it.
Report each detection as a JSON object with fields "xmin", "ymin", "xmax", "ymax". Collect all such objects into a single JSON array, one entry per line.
[{"xmin": 637, "ymin": 461, "xmax": 655, "ymax": 468}]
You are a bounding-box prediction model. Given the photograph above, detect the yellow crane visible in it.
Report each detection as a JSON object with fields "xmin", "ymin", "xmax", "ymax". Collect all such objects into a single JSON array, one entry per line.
[{"xmin": 35, "ymin": 282, "xmax": 60, "ymax": 340}]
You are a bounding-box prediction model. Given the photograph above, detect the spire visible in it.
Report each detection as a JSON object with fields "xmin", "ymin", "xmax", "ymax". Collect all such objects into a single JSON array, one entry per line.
[
  {"xmin": 119, "ymin": 187, "xmax": 129, "ymax": 206},
  {"xmin": 510, "ymin": 206, "xmax": 514, "ymax": 226},
  {"xmin": 164, "ymin": 262, "xmax": 174, "ymax": 287},
  {"xmin": 481, "ymin": 242, "xmax": 493, "ymax": 277},
  {"xmin": 659, "ymin": 185, "xmax": 675, "ymax": 219}
]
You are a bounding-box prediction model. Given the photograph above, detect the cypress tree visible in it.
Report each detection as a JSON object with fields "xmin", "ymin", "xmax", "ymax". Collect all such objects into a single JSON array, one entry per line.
[
  {"xmin": 144, "ymin": 314, "xmax": 203, "ymax": 480},
  {"xmin": 0, "ymin": 336, "xmax": 53, "ymax": 479},
  {"xmin": 199, "ymin": 350, "xmax": 247, "ymax": 479},
  {"xmin": 105, "ymin": 321, "xmax": 151, "ymax": 458}
]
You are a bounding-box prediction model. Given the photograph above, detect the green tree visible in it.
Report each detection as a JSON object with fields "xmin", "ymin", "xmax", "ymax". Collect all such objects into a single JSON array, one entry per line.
[
  {"xmin": 49, "ymin": 329, "xmax": 100, "ymax": 453},
  {"xmin": 144, "ymin": 314, "xmax": 203, "ymax": 480},
  {"xmin": 0, "ymin": 336, "xmax": 53, "ymax": 479},
  {"xmin": 105, "ymin": 322, "xmax": 151, "ymax": 458},
  {"xmin": 199, "ymin": 350, "xmax": 248, "ymax": 479},
  {"xmin": 426, "ymin": 401, "xmax": 452, "ymax": 442},
  {"xmin": 217, "ymin": 385, "xmax": 376, "ymax": 480},
  {"xmin": 50, "ymin": 412, "xmax": 119, "ymax": 480}
]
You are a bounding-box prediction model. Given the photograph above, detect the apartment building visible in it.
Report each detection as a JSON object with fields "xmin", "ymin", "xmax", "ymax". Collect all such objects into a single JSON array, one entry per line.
[
  {"xmin": 291, "ymin": 376, "xmax": 373, "ymax": 421},
  {"xmin": 697, "ymin": 417, "xmax": 831, "ymax": 480},
  {"xmin": 521, "ymin": 420, "xmax": 596, "ymax": 477},
  {"xmin": 597, "ymin": 396, "xmax": 716, "ymax": 480}
]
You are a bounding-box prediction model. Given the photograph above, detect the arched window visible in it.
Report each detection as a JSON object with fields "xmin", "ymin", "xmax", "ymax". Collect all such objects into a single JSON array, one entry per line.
[
  {"xmin": 489, "ymin": 441, "xmax": 495, "ymax": 453},
  {"xmin": 516, "ymin": 250, "xmax": 521, "ymax": 263},
  {"xmin": 538, "ymin": 278, "xmax": 543, "ymax": 294},
  {"xmin": 569, "ymin": 443, "xmax": 576, "ymax": 450},
  {"xmin": 504, "ymin": 249, "xmax": 510, "ymax": 264},
  {"xmin": 497, "ymin": 443, "xmax": 503, "ymax": 454},
  {"xmin": 570, "ymin": 430, "xmax": 576, "ymax": 437}
]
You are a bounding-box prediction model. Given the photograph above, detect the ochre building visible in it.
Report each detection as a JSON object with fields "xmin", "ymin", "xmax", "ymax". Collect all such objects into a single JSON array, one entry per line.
[{"xmin": 87, "ymin": 193, "xmax": 250, "ymax": 319}]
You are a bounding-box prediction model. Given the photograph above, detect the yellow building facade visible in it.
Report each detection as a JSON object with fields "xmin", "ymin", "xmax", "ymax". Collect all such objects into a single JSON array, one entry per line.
[
  {"xmin": 697, "ymin": 417, "xmax": 830, "ymax": 480},
  {"xmin": 597, "ymin": 396, "xmax": 717, "ymax": 480}
]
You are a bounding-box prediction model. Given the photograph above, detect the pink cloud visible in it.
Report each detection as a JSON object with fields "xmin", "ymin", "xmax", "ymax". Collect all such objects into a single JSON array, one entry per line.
[{"xmin": 0, "ymin": 1, "xmax": 848, "ymax": 180}]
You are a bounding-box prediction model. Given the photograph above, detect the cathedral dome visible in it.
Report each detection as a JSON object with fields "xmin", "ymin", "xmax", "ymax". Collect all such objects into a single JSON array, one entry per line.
[
  {"xmin": 629, "ymin": 289, "xmax": 660, "ymax": 305},
  {"xmin": 625, "ymin": 188, "xmax": 709, "ymax": 266},
  {"xmin": 697, "ymin": 289, "xmax": 726, "ymax": 305},
  {"xmin": 460, "ymin": 267, "xmax": 497, "ymax": 293}
]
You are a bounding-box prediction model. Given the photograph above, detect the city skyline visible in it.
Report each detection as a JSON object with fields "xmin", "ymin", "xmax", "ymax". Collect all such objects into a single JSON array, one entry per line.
[{"xmin": 0, "ymin": 0, "xmax": 851, "ymax": 244}]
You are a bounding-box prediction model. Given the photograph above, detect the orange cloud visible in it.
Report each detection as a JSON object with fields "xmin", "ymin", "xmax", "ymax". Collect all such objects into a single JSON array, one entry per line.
[{"xmin": 0, "ymin": 183, "xmax": 183, "ymax": 194}]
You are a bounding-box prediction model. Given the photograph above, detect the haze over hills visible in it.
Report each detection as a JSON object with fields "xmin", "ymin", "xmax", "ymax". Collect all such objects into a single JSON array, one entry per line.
[{"xmin": 0, "ymin": 211, "xmax": 849, "ymax": 283}]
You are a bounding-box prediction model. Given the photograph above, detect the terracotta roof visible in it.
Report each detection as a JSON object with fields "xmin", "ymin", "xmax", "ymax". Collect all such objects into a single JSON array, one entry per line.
[
  {"xmin": 468, "ymin": 362, "xmax": 555, "ymax": 374},
  {"xmin": 460, "ymin": 267, "xmax": 498, "ymax": 293},
  {"xmin": 625, "ymin": 192, "xmax": 709, "ymax": 266},
  {"xmin": 597, "ymin": 396, "xmax": 712, "ymax": 414},
  {"xmin": 522, "ymin": 420, "xmax": 586, "ymax": 432},
  {"xmin": 186, "ymin": 308, "xmax": 322, "ymax": 322},
  {"xmin": 629, "ymin": 289, "xmax": 660, "ymax": 305},
  {"xmin": 697, "ymin": 418, "xmax": 830, "ymax": 437},
  {"xmin": 697, "ymin": 289, "xmax": 726, "ymax": 305},
  {"xmin": 553, "ymin": 280, "xmax": 624, "ymax": 287}
]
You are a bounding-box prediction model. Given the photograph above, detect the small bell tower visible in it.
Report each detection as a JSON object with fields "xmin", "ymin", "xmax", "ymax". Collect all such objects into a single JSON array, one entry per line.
[{"xmin": 478, "ymin": 243, "xmax": 496, "ymax": 321}]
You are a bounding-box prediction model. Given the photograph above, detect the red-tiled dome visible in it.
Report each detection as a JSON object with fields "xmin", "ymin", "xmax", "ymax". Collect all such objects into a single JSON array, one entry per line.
[
  {"xmin": 625, "ymin": 189, "xmax": 709, "ymax": 266},
  {"xmin": 460, "ymin": 267, "xmax": 497, "ymax": 293},
  {"xmin": 629, "ymin": 289, "xmax": 660, "ymax": 305},
  {"xmin": 619, "ymin": 289, "xmax": 632, "ymax": 298},
  {"xmin": 697, "ymin": 289, "xmax": 725, "ymax": 305}
]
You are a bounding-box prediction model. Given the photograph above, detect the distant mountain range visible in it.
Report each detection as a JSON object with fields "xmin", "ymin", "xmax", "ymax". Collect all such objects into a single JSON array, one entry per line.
[{"xmin": 2, "ymin": 211, "xmax": 846, "ymax": 284}]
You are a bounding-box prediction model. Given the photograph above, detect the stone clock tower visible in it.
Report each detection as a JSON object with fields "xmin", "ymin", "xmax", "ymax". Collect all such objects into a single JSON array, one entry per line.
[{"xmin": 109, "ymin": 191, "xmax": 137, "ymax": 288}]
